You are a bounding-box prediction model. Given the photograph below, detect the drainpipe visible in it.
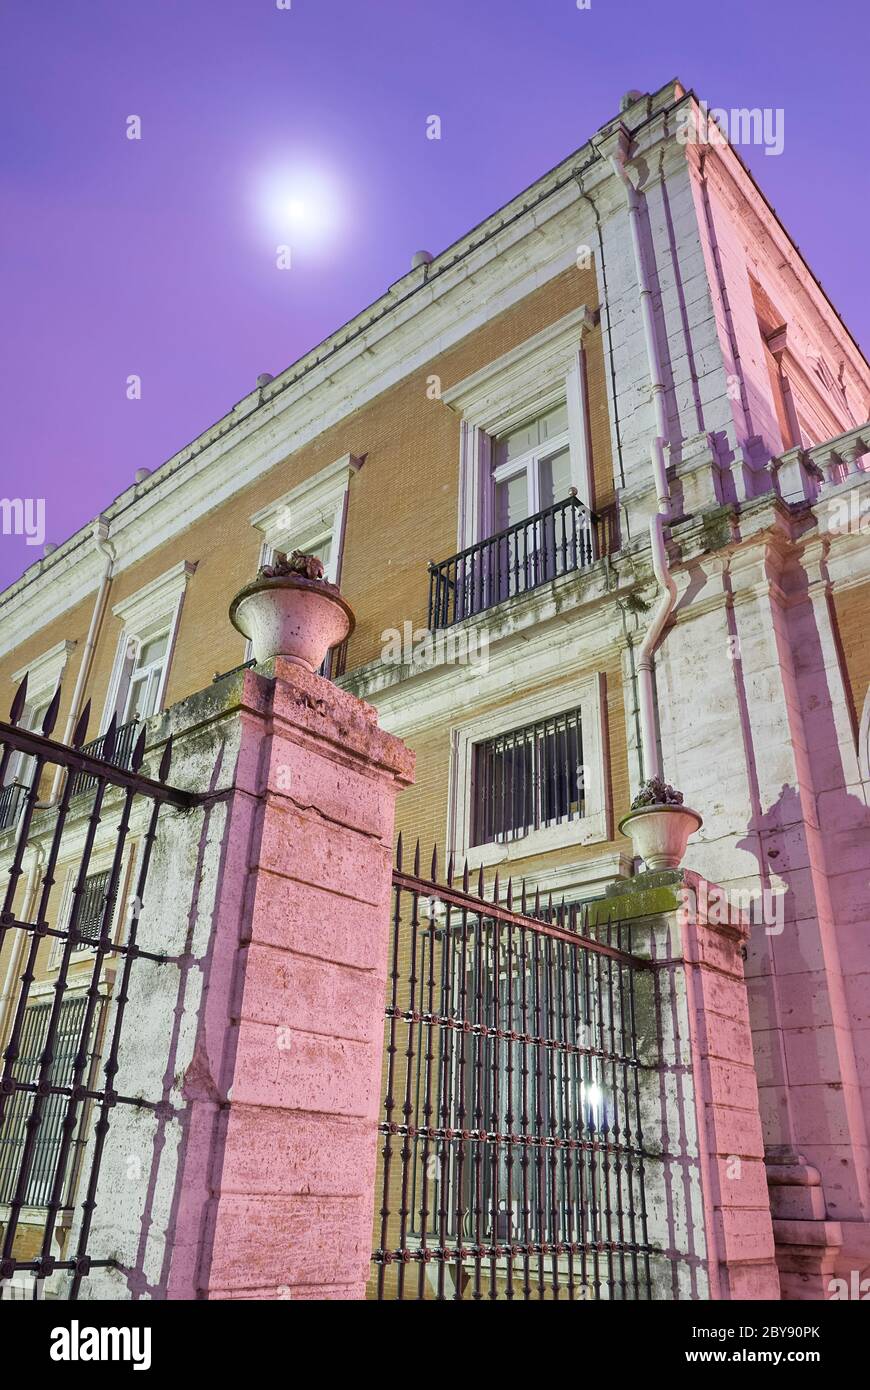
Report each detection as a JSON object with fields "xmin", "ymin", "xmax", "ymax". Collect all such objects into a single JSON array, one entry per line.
[
  {"xmin": 42, "ymin": 516, "xmax": 115, "ymax": 805},
  {"xmin": 609, "ymin": 131, "xmax": 676, "ymax": 783}
]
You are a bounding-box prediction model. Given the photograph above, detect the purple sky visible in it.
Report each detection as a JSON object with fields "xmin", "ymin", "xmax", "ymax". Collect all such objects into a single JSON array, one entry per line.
[{"xmin": 1, "ymin": 0, "xmax": 865, "ymax": 591}]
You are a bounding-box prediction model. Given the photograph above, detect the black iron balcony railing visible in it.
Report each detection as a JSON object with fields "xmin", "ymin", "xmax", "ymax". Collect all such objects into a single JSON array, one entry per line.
[
  {"xmin": 212, "ymin": 637, "xmax": 349, "ymax": 686},
  {"xmin": 0, "ymin": 780, "xmax": 28, "ymax": 831},
  {"xmin": 319, "ymin": 637, "xmax": 348, "ymax": 681},
  {"xmin": 70, "ymin": 719, "xmax": 141, "ymax": 798},
  {"xmin": 428, "ymin": 492, "xmax": 598, "ymax": 630}
]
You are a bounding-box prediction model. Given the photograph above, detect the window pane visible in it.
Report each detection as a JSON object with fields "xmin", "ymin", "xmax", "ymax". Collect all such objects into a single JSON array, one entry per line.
[
  {"xmin": 125, "ymin": 668, "xmax": 163, "ymax": 722},
  {"xmin": 494, "ymin": 403, "xmax": 569, "ymax": 467},
  {"xmin": 494, "ymin": 419, "xmax": 538, "ymax": 466},
  {"xmin": 539, "ymin": 447, "xmax": 573, "ymax": 508},
  {"xmin": 537, "ymin": 402, "xmax": 569, "ymax": 443},
  {"xmin": 309, "ymin": 536, "xmax": 332, "ymax": 569},
  {"xmin": 136, "ymin": 633, "xmax": 168, "ymax": 669},
  {"xmin": 494, "ymin": 471, "xmax": 529, "ymax": 530}
]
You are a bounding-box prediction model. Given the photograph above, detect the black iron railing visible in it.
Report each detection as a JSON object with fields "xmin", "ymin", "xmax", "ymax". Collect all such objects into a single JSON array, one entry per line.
[
  {"xmin": 0, "ymin": 674, "xmax": 198, "ymax": 1299},
  {"xmin": 372, "ymin": 840, "xmax": 654, "ymax": 1301},
  {"xmin": 428, "ymin": 493, "xmax": 598, "ymax": 630},
  {"xmin": 211, "ymin": 638, "xmax": 348, "ymax": 685},
  {"xmin": 70, "ymin": 719, "xmax": 141, "ymax": 799},
  {"xmin": 319, "ymin": 637, "xmax": 348, "ymax": 681},
  {"xmin": 0, "ymin": 781, "xmax": 28, "ymax": 831}
]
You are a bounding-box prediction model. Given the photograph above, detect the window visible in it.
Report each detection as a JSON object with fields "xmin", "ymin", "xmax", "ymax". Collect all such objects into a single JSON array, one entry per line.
[
  {"xmin": 442, "ymin": 307, "xmax": 596, "ymax": 553},
  {"xmin": 449, "ymin": 675, "xmax": 609, "ymax": 868},
  {"xmin": 492, "ymin": 404, "xmax": 573, "ymax": 532},
  {"xmin": 103, "ymin": 561, "xmax": 195, "ymax": 735},
  {"xmin": 0, "ymin": 995, "xmax": 103, "ymax": 1209},
  {"xmin": 121, "ymin": 631, "xmax": 169, "ymax": 723},
  {"xmin": 250, "ymin": 454, "xmax": 362, "ymax": 587},
  {"xmin": 3, "ymin": 641, "xmax": 75, "ymax": 830},
  {"xmin": 0, "ymin": 698, "xmax": 50, "ymax": 829},
  {"xmin": 68, "ymin": 869, "xmax": 117, "ymax": 952},
  {"xmin": 472, "ymin": 705, "xmax": 584, "ymax": 846},
  {"xmin": 49, "ymin": 859, "xmax": 129, "ymax": 969}
]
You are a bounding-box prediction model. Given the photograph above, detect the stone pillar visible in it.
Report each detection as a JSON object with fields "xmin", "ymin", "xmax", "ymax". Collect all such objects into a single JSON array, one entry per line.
[
  {"xmin": 72, "ymin": 658, "xmax": 414, "ymax": 1300},
  {"xmin": 591, "ymin": 869, "xmax": 781, "ymax": 1301}
]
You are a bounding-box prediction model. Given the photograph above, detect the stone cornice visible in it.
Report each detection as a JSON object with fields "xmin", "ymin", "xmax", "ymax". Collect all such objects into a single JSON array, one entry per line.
[{"xmin": 0, "ymin": 81, "xmax": 694, "ymax": 660}]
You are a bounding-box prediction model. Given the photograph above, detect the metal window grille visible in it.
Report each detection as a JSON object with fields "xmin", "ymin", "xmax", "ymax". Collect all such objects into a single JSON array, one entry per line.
[
  {"xmin": 0, "ymin": 996, "xmax": 102, "ymax": 1209},
  {"xmin": 471, "ymin": 706, "xmax": 584, "ymax": 846},
  {"xmin": 69, "ymin": 869, "xmax": 117, "ymax": 952}
]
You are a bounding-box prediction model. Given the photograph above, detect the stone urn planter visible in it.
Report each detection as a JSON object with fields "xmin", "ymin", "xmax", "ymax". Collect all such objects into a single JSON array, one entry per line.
[
  {"xmin": 229, "ymin": 550, "xmax": 355, "ymax": 672},
  {"xmin": 618, "ymin": 778, "xmax": 702, "ymax": 871}
]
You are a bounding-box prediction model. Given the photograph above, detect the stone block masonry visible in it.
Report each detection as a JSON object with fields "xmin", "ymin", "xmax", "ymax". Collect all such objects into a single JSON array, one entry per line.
[
  {"xmin": 71, "ymin": 657, "xmax": 414, "ymax": 1300},
  {"xmin": 589, "ymin": 869, "xmax": 781, "ymax": 1300}
]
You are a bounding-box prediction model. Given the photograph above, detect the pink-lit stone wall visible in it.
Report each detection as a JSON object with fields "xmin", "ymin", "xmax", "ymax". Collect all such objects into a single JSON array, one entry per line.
[
  {"xmin": 596, "ymin": 870, "xmax": 780, "ymax": 1301},
  {"xmin": 71, "ymin": 657, "xmax": 413, "ymax": 1300}
]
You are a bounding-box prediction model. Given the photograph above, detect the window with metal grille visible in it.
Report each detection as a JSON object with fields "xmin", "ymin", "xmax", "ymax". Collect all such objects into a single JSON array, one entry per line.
[
  {"xmin": 70, "ymin": 869, "xmax": 117, "ymax": 950},
  {"xmin": 0, "ymin": 995, "xmax": 102, "ymax": 1208},
  {"xmin": 471, "ymin": 706, "xmax": 584, "ymax": 846}
]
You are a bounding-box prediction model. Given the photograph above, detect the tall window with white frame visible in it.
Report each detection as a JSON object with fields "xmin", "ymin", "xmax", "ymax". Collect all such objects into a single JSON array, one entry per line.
[
  {"xmin": 121, "ymin": 631, "xmax": 170, "ymax": 723},
  {"xmin": 100, "ymin": 561, "xmax": 194, "ymax": 762},
  {"xmin": 491, "ymin": 402, "xmax": 573, "ymax": 533},
  {"xmin": 0, "ymin": 696, "xmax": 51, "ymax": 830},
  {"xmin": 451, "ymin": 403, "xmax": 589, "ymax": 621},
  {"xmin": 99, "ymin": 626, "xmax": 171, "ymax": 773}
]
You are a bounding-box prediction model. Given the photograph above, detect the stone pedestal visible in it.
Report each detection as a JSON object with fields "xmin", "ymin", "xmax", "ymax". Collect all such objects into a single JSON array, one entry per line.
[{"xmin": 765, "ymin": 1149, "xmax": 843, "ymax": 1300}]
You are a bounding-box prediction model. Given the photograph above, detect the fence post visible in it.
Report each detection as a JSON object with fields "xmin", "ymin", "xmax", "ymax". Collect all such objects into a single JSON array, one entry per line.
[
  {"xmin": 184, "ymin": 658, "xmax": 415, "ymax": 1299},
  {"xmin": 72, "ymin": 657, "xmax": 413, "ymax": 1300},
  {"xmin": 591, "ymin": 868, "xmax": 782, "ymax": 1300}
]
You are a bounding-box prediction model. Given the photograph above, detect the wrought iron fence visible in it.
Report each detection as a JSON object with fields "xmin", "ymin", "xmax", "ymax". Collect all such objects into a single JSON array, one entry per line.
[
  {"xmin": 428, "ymin": 493, "xmax": 598, "ymax": 630},
  {"xmin": 0, "ymin": 674, "xmax": 198, "ymax": 1300},
  {"xmin": 371, "ymin": 839, "xmax": 654, "ymax": 1301}
]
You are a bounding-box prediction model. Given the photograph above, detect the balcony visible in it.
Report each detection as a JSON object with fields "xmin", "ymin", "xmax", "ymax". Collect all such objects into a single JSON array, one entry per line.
[
  {"xmin": 427, "ymin": 493, "xmax": 598, "ymax": 630},
  {"xmin": 770, "ymin": 420, "xmax": 870, "ymax": 503},
  {"xmin": 70, "ymin": 719, "xmax": 142, "ymax": 798},
  {"xmin": 0, "ymin": 780, "xmax": 28, "ymax": 831}
]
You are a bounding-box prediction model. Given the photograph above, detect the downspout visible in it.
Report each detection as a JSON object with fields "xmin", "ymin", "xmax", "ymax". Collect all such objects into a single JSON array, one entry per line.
[
  {"xmin": 609, "ymin": 132, "xmax": 677, "ymax": 783},
  {"xmin": 42, "ymin": 516, "xmax": 115, "ymax": 806}
]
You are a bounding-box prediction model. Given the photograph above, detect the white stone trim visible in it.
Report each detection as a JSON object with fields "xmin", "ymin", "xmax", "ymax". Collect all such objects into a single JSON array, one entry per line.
[
  {"xmin": 512, "ymin": 852, "xmax": 633, "ymax": 903},
  {"xmin": 11, "ymin": 639, "xmax": 76, "ymax": 704},
  {"xmin": 5, "ymin": 640, "xmax": 76, "ymax": 787},
  {"xmin": 102, "ymin": 562, "xmax": 195, "ymax": 729},
  {"xmin": 249, "ymin": 454, "xmax": 362, "ymax": 584},
  {"xmin": 445, "ymin": 308, "xmax": 597, "ymax": 548},
  {"xmin": 448, "ymin": 671, "xmax": 610, "ymax": 868}
]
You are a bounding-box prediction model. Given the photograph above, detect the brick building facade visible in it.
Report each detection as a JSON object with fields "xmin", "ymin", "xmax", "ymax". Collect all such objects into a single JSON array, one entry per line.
[{"xmin": 1, "ymin": 79, "xmax": 869, "ymax": 1297}]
